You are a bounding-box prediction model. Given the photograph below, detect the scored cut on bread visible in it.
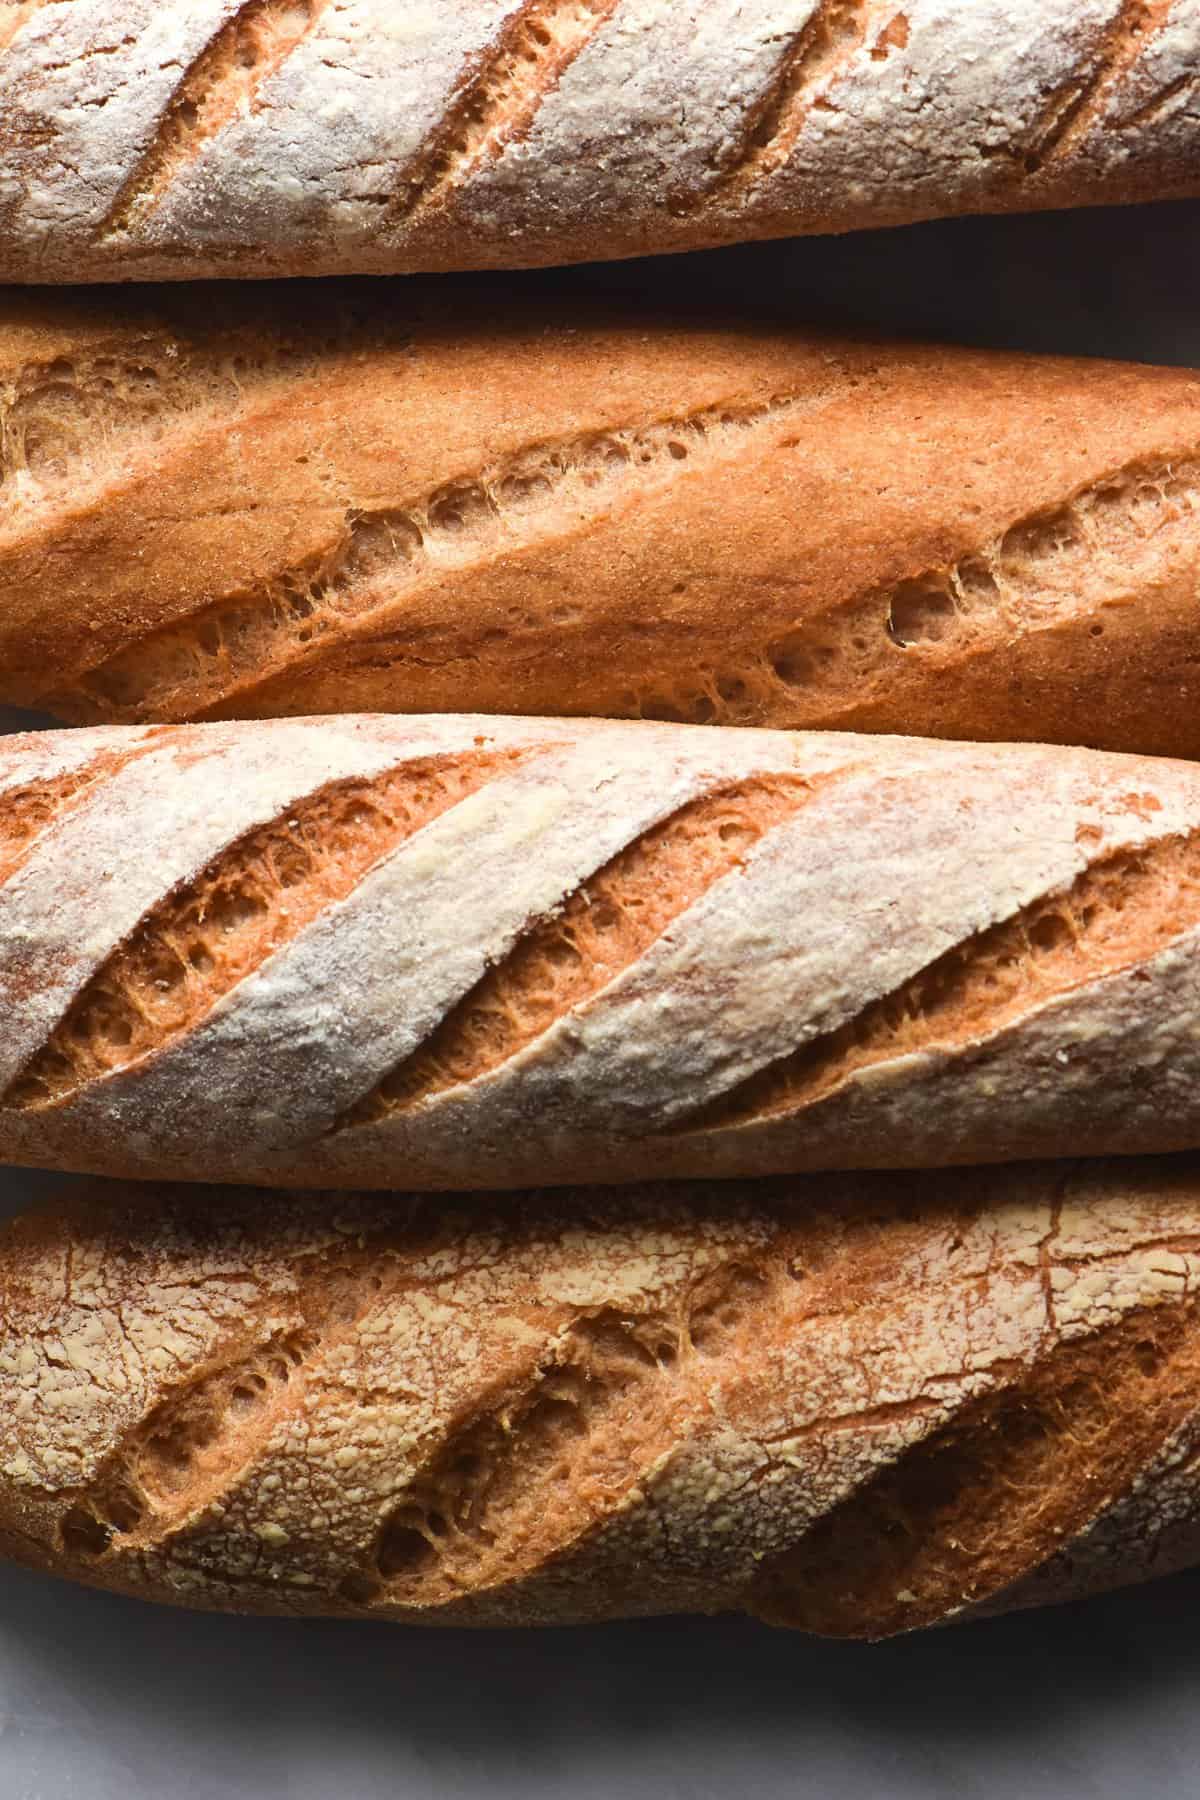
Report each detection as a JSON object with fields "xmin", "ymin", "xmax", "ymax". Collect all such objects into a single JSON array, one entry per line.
[
  {"xmin": 3, "ymin": 713, "xmax": 1200, "ymax": 1188},
  {"xmin": 2, "ymin": 284, "xmax": 1200, "ymax": 756},
  {"xmin": 0, "ymin": 1, "xmax": 1197, "ymax": 281},
  {"xmin": 2, "ymin": 1156, "xmax": 1200, "ymax": 1632}
]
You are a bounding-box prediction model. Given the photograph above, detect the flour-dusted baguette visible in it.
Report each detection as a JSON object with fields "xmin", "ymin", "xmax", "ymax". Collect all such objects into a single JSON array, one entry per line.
[
  {"xmin": 6, "ymin": 712, "xmax": 1200, "ymax": 1187},
  {"xmin": 4, "ymin": 285, "xmax": 1200, "ymax": 756},
  {"xmin": 0, "ymin": 2, "xmax": 1197, "ymax": 282},
  {"xmin": 3, "ymin": 1156, "xmax": 1200, "ymax": 1632}
]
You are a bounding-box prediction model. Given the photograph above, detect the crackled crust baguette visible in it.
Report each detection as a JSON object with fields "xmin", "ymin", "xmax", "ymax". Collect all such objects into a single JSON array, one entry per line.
[
  {"xmin": 4, "ymin": 285, "xmax": 1200, "ymax": 756},
  {"xmin": 0, "ymin": 1, "xmax": 1197, "ymax": 282},
  {"xmin": 7, "ymin": 713, "xmax": 1200, "ymax": 1188},
  {"xmin": 4, "ymin": 1157, "xmax": 1200, "ymax": 1633}
]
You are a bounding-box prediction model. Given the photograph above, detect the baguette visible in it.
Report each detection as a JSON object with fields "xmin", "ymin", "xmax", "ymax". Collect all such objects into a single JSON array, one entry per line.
[
  {"xmin": 4, "ymin": 284, "xmax": 1200, "ymax": 757},
  {"xmin": 0, "ymin": 2, "xmax": 1197, "ymax": 282},
  {"xmin": 3, "ymin": 1156, "xmax": 1200, "ymax": 1633},
  {"xmin": 5, "ymin": 712, "xmax": 1200, "ymax": 1188}
]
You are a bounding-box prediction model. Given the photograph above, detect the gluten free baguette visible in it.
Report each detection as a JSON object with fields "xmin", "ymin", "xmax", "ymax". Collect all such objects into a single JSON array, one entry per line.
[
  {"xmin": 4, "ymin": 1157, "xmax": 1200, "ymax": 1633},
  {"xmin": 5, "ymin": 713, "xmax": 1200, "ymax": 1187},
  {"xmin": 4, "ymin": 285, "xmax": 1200, "ymax": 756},
  {"xmin": 0, "ymin": 2, "xmax": 1197, "ymax": 282}
]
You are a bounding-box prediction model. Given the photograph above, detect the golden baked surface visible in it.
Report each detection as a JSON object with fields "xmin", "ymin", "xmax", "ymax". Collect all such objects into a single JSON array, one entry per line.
[{"xmin": 1, "ymin": 286, "xmax": 1200, "ymax": 755}]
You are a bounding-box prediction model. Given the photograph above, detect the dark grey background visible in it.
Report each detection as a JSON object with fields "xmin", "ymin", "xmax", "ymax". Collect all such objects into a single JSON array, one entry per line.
[{"xmin": 1, "ymin": 194, "xmax": 1199, "ymax": 1798}]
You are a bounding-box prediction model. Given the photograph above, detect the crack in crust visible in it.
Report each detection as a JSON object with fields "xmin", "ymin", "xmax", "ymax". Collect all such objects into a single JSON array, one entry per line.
[
  {"xmin": 881, "ymin": 453, "xmax": 1200, "ymax": 649},
  {"xmin": 390, "ymin": 0, "xmax": 619, "ymax": 223},
  {"xmin": 752, "ymin": 1296, "xmax": 1200, "ymax": 1637},
  {"xmin": 48, "ymin": 1203, "xmax": 773, "ymax": 1607},
  {"xmin": 59, "ymin": 1326, "xmax": 317, "ymax": 1557},
  {"xmin": 56, "ymin": 1242, "xmax": 405, "ymax": 1560},
  {"xmin": 3, "ymin": 750, "xmax": 518, "ymax": 1112},
  {"xmin": 675, "ymin": 830, "xmax": 1200, "ymax": 1138},
  {"xmin": 8, "ymin": 1169, "xmax": 1200, "ymax": 1631},
  {"xmin": 61, "ymin": 392, "xmax": 805, "ymax": 724},
  {"xmin": 338, "ymin": 775, "xmax": 814, "ymax": 1131},
  {"xmin": 99, "ymin": 0, "xmax": 329, "ymax": 240},
  {"xmin": 672, "ymin": 0, "xmax": 874, "ymax": 209},
  {"xmin": 1004, "ymin": 0, "xmax": 1167, "ymax": 175},
  {"xmin": 1120, "ymin": 68, "xmax": 1200, "ymax": 129}
]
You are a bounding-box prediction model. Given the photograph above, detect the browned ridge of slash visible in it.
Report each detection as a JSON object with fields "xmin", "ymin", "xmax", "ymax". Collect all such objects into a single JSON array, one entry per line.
[
  {"xmin": 675, "ymin": 830, "xmax": 1200, "ymax": 1139},
  {"xmin": 59, "ymin": 1326, "xmax": 317, "ymax": 1560},
  {"xmin": 1006, "ymin": 0, "xmax": 1167, "ymax": 175},
  {"xmin": 359, "ymin": 1263, "xmax": 771, "ymax": 1610},
  {"xmin": 55, "ymin": 1237, "xmax": 404, "ymax": 1563},
  {"xmin": 391, "ymin": 0, "xmax": 619, "ymax": 224},
  {"xmin": 337, "ymin": 774, "xmax": 815, "ymax": 1132},
  {"xmin": 1121, "ymin": 68, "xmax": 1200, "ymax": 129},
  {"xmin": 752, "ymin": 1291, "xmax": 1200, "ymax": 1637},
  {"xmin": 61, "ymin": 394, "xmax": 804, "ymax": 724},
  {"xmin": 651, "ymin": 451, "xmax": 1200, "ymax": 729},
  {"xmin": 675, "ymin": 0, "xmax": 874, "ymax": 209},
  {"xmin": 0, "ymin": 738, "xmax": 166, "ymax": 891},
  {"xmin": 56, "ymin": 1217, "xmax": 771, "ymax": 1605},
  {"xmin": 3, "ymin": 750, "xmax": 519, "ymax": 1113},
  {"xmin": 0, "ymin": 330, "xmax": 317, "ymax": 513},
  {"xmin": 880, "ymin": 453, "xmax": 1200, "ymax": 649},
  {"xmin": 99, "ymin": 0, "xmax": 328, "ymax": 240}
]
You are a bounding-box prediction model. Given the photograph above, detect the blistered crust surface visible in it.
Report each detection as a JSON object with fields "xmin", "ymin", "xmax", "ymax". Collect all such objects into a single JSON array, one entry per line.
[{"xmin": 2, "ymin": 1157, "xmax": 1200, "ymax": 1633}]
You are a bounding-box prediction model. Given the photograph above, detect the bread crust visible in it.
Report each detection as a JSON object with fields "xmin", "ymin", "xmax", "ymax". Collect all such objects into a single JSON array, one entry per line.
[
  {"xmin": 5, "ymin": 713, "xmax": 1200, "ymax": 1187},
  {"xmin": 3, "ymin": 1156, "xmax": 1200, "ymax": 1634},
  {"xmin": 2, "ymin": 284, "xmax": 1200, "ymax": 756},
  {"xmin": 0, "ymin": 2, "xmax": 1197, "ymax": 281}
]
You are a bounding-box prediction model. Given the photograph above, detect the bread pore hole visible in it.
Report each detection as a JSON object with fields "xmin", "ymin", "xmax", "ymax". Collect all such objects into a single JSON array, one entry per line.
[
  {"xmin": 337, "ymin": 1572, "xmax": 382, "ymax": 1607},
  {"xmin": 769, "ymin": 646, "xmax": 813, "ymax": 687},
  {"xmin": 377, "ymin": 1517, "xmax": 439, "ymax": 1577},
  {"xmin": 1028, "ymin": 911, "xmax": 1074, "ymax": 953},
  {"xmin": 59, "ymin": 1507, "xmax": 113, "ymax": 1558},
  {"xmin": 372, "ymin": 1302, "xmax": 705, "ymax": 1603},
  {"xmin": 886, "ymin": 579, "xmax": 958, "ymax": 648},
  {"xmin": 1000, "ymin": 508, "xmax": 1083, "ymax": 566},
  {"xmin": 688, "ymin": 1264, "xmax": 768, "ymax": 1355},
  {"xmin": 426, "ymin": 482, "xmax": 496, "ymax": 538}
]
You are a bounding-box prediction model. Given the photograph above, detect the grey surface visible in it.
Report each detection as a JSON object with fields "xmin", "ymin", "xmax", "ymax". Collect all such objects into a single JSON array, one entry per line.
[{"xmin": 2, "ymin": 195, "xmax": 1200, "ymax": 1798}]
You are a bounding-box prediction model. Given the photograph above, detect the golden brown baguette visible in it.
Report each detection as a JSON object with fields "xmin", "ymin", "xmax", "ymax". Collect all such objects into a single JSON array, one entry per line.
[
  {"xmin": 0, "ymin": 2, "xmax": 1197, "ymax": 281},
  {"xmin": 6, "ymin": 712, "xmax": 1200, "ymax": 1188},
  {"xmin": 4, "ymin": 1156, "xmax": 1200, "ymax": 1633},
  {"xmin": 3, "ymin": 284, "xmax": 1200, "ymax": 756}
]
